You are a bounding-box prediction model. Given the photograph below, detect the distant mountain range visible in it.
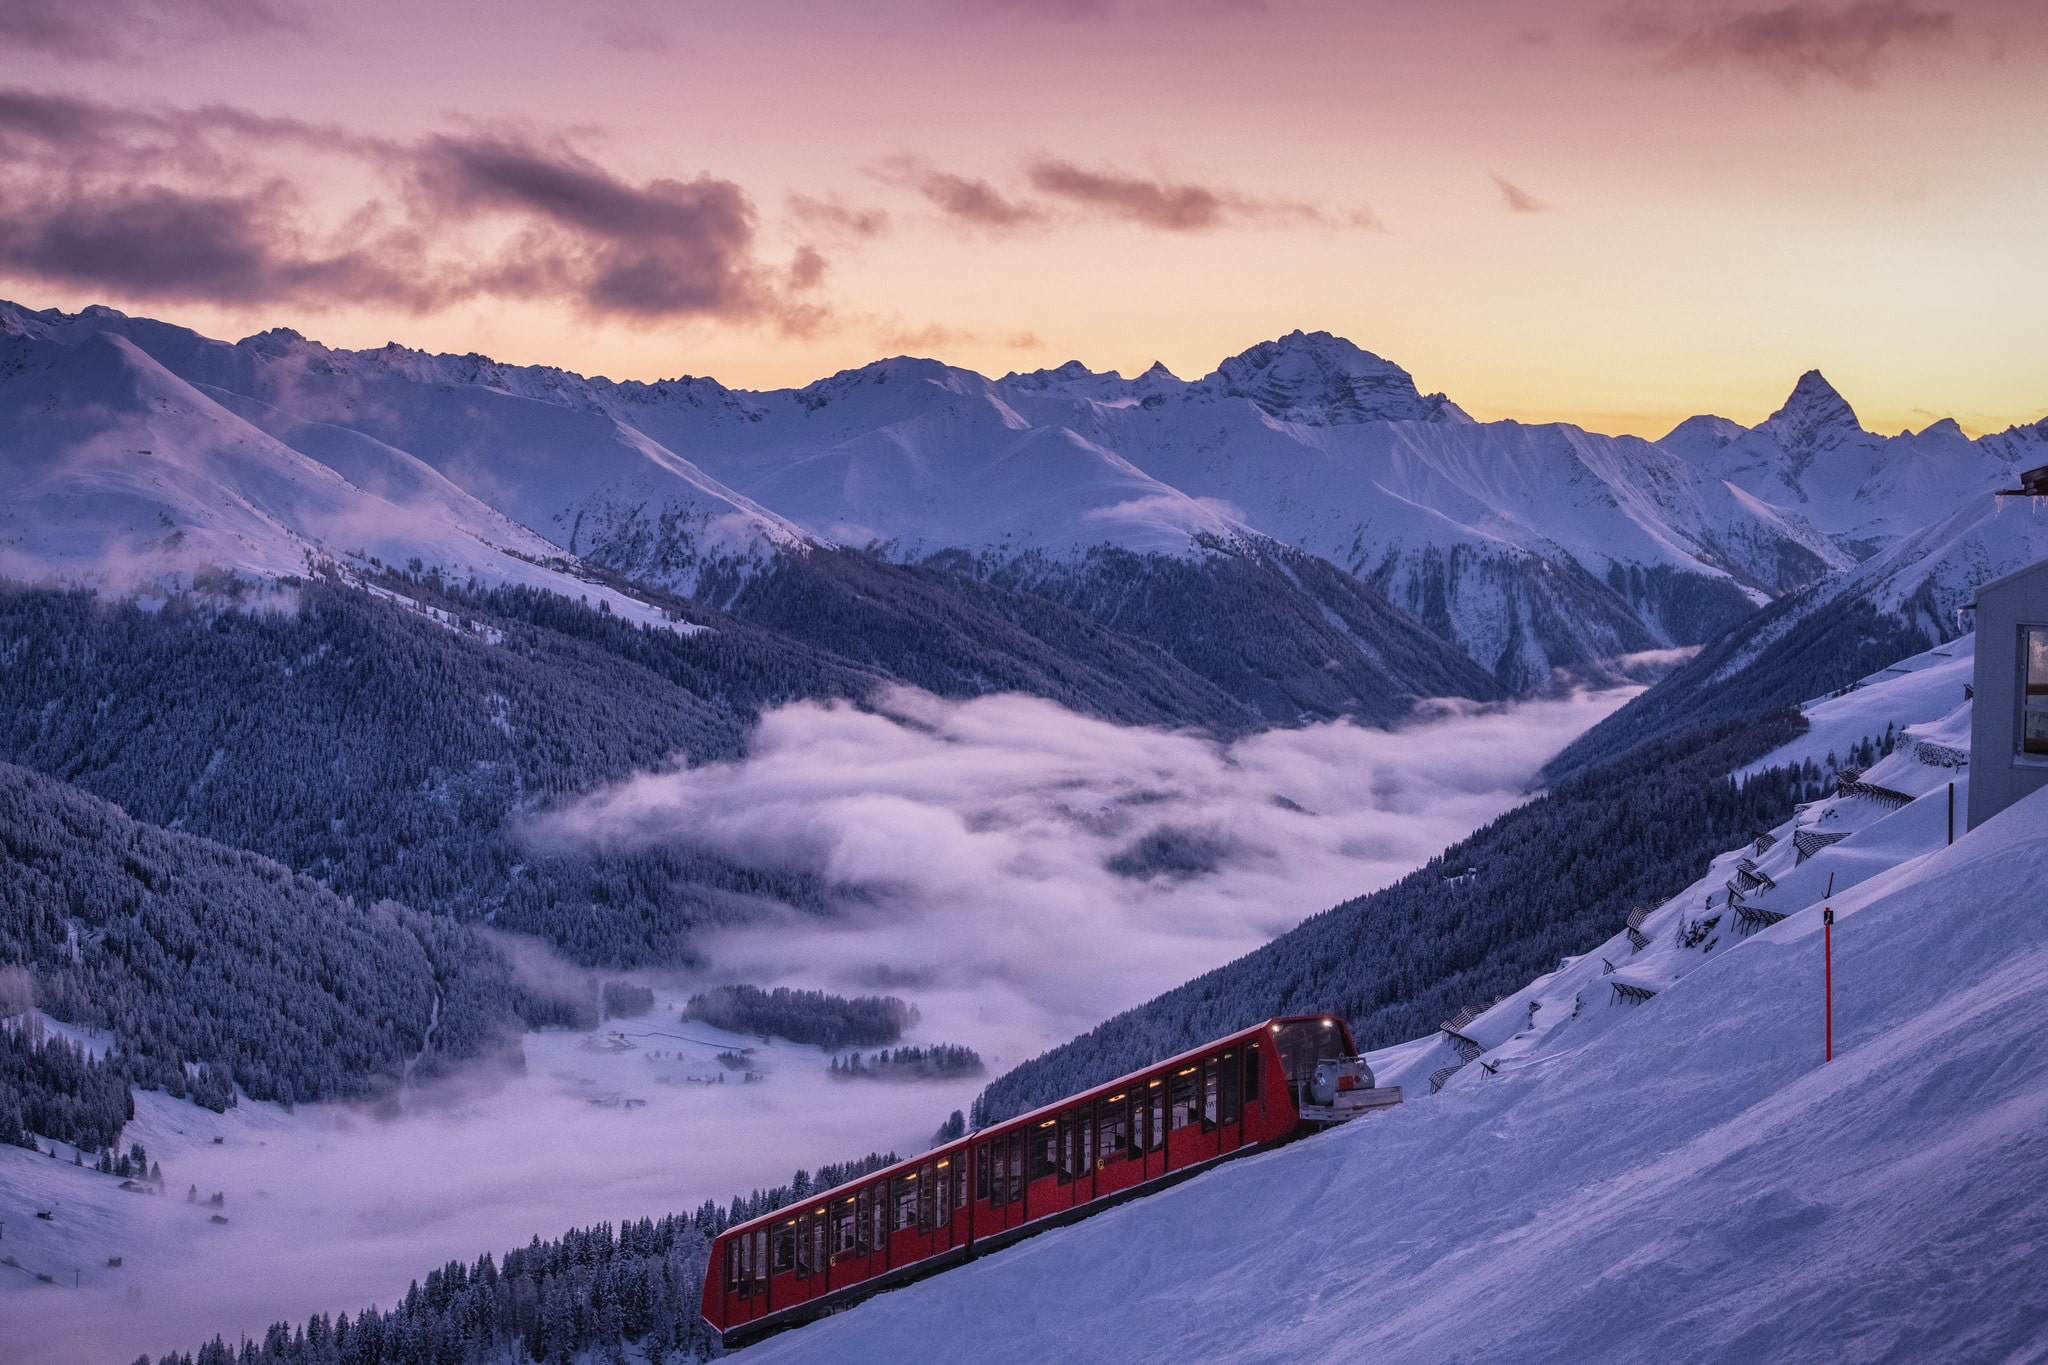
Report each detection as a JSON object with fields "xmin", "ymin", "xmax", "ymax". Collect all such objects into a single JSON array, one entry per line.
[{"xmin": 7, "ymin": 298, "xmax": 2041, "ymax": 705}]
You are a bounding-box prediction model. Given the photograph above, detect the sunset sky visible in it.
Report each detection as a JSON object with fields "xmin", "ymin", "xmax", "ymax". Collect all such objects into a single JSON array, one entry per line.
[{"xmin": 2, "ymin": 0, "xmax": 2044, "ymax": 435}]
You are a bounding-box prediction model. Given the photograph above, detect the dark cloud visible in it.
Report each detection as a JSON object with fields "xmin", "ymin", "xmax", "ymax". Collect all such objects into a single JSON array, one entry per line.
[
  {"xmin": 873, "ymin": 158, "xmax": 1049, "ymax": 230},
  {"xmin": 1613, "ymin": 2, "xmax": 1957, "ymax": 86},
  {"xmin": 0, "ymin": 0, "xmax": 303, "ymax": 62},
  {"xmin": 1492, "ymin": 175, "xmax": 1551, "ymax": 213},
  {"xmin": 412, "ymin": 134, "xmax": 777, "ymax": 321},
  {"xmin": 873, "ymin": 154, "xmax": 1375, "ymax": 236},
  {"xmin": 0, "ymin": 89, "xmax": 825, "ymax": 330},
  {"xmin": 1025, "ymin": 160, "xmax": 1370, "ymax": 232},
  {"xmin": 787, "ymin": 193, "xmax": 891, "ymax": 241},
  {"xmin": 0, "ymin": 183, "xmax": 432, "ymax": 308},
  {"xmin": 974, "ymin": 0, "xmax": 1262, "ymax": 18}
]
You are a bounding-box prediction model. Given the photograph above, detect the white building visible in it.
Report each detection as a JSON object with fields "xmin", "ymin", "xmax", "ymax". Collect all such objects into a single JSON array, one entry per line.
[{"xmin": 1968, "ymin": 553, "xmax": 2048, "ymax": 830}]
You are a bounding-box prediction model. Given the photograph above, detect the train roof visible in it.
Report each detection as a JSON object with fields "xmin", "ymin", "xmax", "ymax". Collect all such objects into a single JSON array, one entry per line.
[{"xmin": 713, "ymin": 1013, "xmax": 1347, "ymax": 1241}]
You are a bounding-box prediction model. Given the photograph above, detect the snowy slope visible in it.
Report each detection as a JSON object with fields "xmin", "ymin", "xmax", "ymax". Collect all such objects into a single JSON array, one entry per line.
[
  {"xmin": 6, "ymin": 298, "xmax": 2036, "ymax": 690},
  {"xmin": 0, "ymin": 331, "xmax": 675, "ymax": 624},
  {"xmin": 741, "ymin": 652, "xmax": 2048, "ymax": 1364},
  {"xmin": 1, "ymin": 304, "xmax": 812, "ymax": 599}
]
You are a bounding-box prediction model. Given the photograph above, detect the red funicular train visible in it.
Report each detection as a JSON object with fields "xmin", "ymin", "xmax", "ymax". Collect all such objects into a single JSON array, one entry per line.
[{"xmin": 701, "ymin": 1014, "xmax": 1400, "ymax": 1347}]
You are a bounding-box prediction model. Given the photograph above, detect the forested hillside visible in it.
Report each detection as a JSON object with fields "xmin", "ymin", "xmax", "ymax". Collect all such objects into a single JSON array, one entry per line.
[
  {"xmin": 0, "ymin": 762, "xmax": 528, "ymax": 1130},
  {"xmin": 972, "ymin": 710, "xmax": 1822, "ymax": 1125},
  {"xmin": 0, "ymin": 559, "xmax": 1309, "ymax": 969},
  {"xmin": 1544, "ymin": 591, "xmax": 1938, "ymax": 781},
  {"xmin": 963, "ymin": 542, "xmax": 1507, "ymax": 722}
]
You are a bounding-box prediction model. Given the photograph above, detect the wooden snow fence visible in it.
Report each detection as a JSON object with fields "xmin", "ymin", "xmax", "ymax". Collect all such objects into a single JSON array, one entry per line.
[
  {"xmin": 1735, "ymin": 904, "xmax": 1789, "ymax": 936},
  {"xmin": 1793, "ymin": 828, "xmax": 1850, "ymax": 863},
  {"xmin": 1625, "ymin": 905, "xmax": 1651, "ymax": 952},
  {"xmin": 1838, "ymin": 778, "xmax": 1914, "ymax": 810},
  {"xmin": 1913, "ymin": 739, "xmax": 1968, "ymax": 769},
  {"xmin": 1752, "ymin": 831, "xmax": 1778, "ymax": 855},
  {"xmin": 1609, "ymin": 980, "xmax": 1658, "ymax": 1006},
  {"xmin": 1733, "ymin": 859, "xmax": 1777, "ymax": 893},
  {"xmin": 1428, "ymin": 1064, "xmax": 1464, "ymax": 1094}
]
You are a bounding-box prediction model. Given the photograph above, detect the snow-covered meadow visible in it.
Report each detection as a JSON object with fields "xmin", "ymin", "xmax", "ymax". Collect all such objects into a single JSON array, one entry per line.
[{"xmin": 0, "ymin": 686, "xmax": 1635, "ymax": 1364}]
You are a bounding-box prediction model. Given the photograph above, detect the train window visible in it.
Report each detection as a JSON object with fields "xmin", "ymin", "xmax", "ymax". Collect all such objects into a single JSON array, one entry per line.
[
  {"xmin": 1170, "ymin": 1067, "xmax": 1197, "ymax": 1130},
  {"xmin": 1273, "ymin": 1019, "xmax": 1346, "ymax": 1093},
  {"xmin": 873, "ymin": 1184, "xmax": 889, "ymax": 1244},
  {"xmin": 771, "ymin": 1223, "xmax": 796, "ymax": 1275},
  {"xmin": 1202, "ymin": 1059, "xmax": 1220, "ymax": 1128},
  {"xmin": 1060, "ymin": 1104, "xmax": 1095, "ymax": 1179},
  {"xmin": 935, "ymin": 1159, "xmax": 953, "ymax": 1225},
  {"xmin": 919, "ymin": 1163, "xmax": 936, "ymax": 1232},
  {"xmin": 987, "ymin": 1143, "xmax": 1006, "ymax": 1208},
  {"xmin": 1032, "ymin": 1120, "xmax": 1059, "ymax": 1182},
  {"xmin": 1147, "ymin": 1079, "xmax": 1165, "ymax": 1150},
  {"xmin": 831, "ymin": 1197, "xmax": 858, "ymax": 1257},
  {"xmin": 1098, "ymin": 1095, "xmax": 1129, "ymax": 1161},
  {"xmin": 976, "ymin": 1143, "xmax": 991, "ymax": 1202},
  {"xmin": 856, "ymin": 1189, "xmax": 872, "ymax": 1254},
  {"xmin": 894, "ymin": 1175, "xmax": 919, "ymax": 1231},
  {"xmin": 1007, "ymin": 1131, "xmax": 1025, "ymax": 1204},
  {"xmin": 794, "ymin": 1213, "xmax": 812, "ymax": 1278},
  {"xmin": 726, "ymin": 1240, "xmax": 741, "ymax": 1294},
  {"xmin": 755, "ymin": 1230, "xmax": 769, "ymax": 1292},
  {"xmin": 952, "ymin": 1157, "xmax": 966, "ymax": 1213},
  {"xmin": 1243, "ymin": 1045, "xmax": 1261, "ymax": 1104},
  {"xmin": 1218, "ymin": 1050, "xmax": 1240, "ymax": 1126},
  {"xmin": 1054, "ymin": 1112, "xmax": 1073, "ymax": 1183}
]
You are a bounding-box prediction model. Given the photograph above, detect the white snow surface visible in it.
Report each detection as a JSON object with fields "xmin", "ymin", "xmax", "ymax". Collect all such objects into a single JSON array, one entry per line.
[
  {"xmin": 0, "ymin": 327, "xmax": 692, "ymax": 626},
  {"xmin": 741, "ymin": 652, "xmax": 2048, "ymax": 1365},
  {"xmin": 7, "ymin": 300, "xmax": 2037, "ymax": 674}
]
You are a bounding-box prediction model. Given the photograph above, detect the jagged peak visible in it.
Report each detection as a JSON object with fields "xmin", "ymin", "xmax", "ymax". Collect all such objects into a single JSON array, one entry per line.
[{"xmin": 1761, "ymin": 369, "xmax": 1865, "ymax": 452}]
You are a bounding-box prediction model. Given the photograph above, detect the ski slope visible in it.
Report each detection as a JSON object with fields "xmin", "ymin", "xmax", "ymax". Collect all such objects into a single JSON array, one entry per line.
[{"xmin": 742, "ymin": 643, "xmax": 2048, "ymax": 1364}]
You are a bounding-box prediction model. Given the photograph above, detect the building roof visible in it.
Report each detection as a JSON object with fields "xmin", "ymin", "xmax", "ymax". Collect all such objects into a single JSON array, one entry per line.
[{"xmin": 1964, "ymin": 552, "xmax": 2048, "ymax": 610}]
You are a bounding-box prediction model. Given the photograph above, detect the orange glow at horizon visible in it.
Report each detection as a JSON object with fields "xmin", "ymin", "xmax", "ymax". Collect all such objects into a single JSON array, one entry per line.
[{"xmin": 3, "ymin": 0, "xmax": 2043, "ymax": 440}]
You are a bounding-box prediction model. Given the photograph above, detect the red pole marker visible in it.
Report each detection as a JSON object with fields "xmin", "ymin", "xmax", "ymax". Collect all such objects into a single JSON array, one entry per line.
[
  {"xmin": 1821, "ymin": 871, "xmax": 1836, "ymax": 1063},
  {"xmin": 1823, "ymin": 907, "xmax": 1834, "ymax": 1062}
]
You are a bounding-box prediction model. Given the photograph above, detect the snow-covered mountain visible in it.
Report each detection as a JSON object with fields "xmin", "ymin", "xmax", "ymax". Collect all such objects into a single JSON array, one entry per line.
[
  {"xmin": 0, "ymin": 301, "xmax": 811, "ymax": 604},
  {"xmin": 1551, "ymin": 488, "xmax": 2048, "ymax": 777},
  {"xmin": 5, "ymin": 298, "xmax": 2038, "ymax": 694},
  {"xmin": 744, "ymin": 641, "xmax": 2048, "ymax": 1364},
  {"xmin": 0, "ymin": 327, "xmax": 673, "ymax": 623}
]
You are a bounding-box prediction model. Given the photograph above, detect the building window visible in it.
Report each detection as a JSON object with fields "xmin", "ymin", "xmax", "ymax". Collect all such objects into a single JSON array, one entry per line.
[{"xmin": 2024, "ymin": 625, "xmax": 2048, "ymax": 758}]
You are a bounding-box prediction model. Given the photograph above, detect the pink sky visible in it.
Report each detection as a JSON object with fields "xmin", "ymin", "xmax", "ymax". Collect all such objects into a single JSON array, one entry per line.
[{"xmin": 2, "ymin": 0, "xmax": 2043, "ymax": 435}]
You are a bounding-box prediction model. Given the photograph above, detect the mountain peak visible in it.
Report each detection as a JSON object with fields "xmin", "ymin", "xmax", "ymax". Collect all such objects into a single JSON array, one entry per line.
[
  {"xmin": 1761, "ymin": 369, "xmax": 1866, "ymax": 456},
  {"xmin": 1199, "ymin": 331, "xmax": 1459, "ymax": 426}
]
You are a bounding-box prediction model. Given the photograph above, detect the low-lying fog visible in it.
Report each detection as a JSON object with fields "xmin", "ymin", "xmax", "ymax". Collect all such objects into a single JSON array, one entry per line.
[{"xmin": 0, "ymin": 686, "xmax": 1633, "ymax": 1364}]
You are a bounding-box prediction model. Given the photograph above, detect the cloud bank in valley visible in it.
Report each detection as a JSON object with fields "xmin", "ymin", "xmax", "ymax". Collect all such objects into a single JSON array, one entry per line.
[
  {"xmin": 533, "ymin": 685, "xmax": 1640, "ymax": 1059},
  {"xmin": 4, "ymin": 688, "xmax": 1634, "ymax": 1365}
]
